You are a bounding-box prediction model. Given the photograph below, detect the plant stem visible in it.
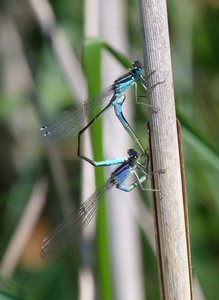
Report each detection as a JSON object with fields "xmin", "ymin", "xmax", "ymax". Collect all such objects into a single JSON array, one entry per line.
[{"xmin": 138, "ymin": 0, "xmax": 193, "ymax": 299}]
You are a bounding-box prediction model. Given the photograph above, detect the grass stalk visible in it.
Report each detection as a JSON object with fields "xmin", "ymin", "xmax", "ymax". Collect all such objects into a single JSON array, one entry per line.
[{"xmin": 138, "ymin": 0, "xmax": 193, "ymax": 298}]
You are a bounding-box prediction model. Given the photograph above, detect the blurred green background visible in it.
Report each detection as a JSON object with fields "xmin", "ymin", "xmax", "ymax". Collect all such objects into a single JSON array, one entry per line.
[{"xmin": 0, "ymin": 0, "xmax": 219, "ymax": 299}]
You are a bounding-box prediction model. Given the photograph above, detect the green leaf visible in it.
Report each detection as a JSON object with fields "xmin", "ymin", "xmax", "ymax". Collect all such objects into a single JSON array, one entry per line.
[
  {"xmin": 82, "ymin": 38, "xmax": 112, "ymax": 300},
  {"xmin": 0, "ymin": 291, "xmax": 23, "ymax": 300},
  {"xmin": 179, "ymin": 112, "xmax": 219, "ymax": 172}
]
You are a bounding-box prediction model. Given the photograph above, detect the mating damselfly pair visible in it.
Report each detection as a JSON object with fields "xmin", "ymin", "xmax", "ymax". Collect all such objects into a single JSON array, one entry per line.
[{"xmin": 40, "ymin": 61, "xmax": 160, "ymax": 260}]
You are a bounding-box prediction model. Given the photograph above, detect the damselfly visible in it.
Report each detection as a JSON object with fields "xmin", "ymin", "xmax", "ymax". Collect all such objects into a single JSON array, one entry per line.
[
  {"xmin": 40, "ymin": 61, "xmax": 147, "ymax": 146},
  {"xmin": 40, "ymin": 148, "xmax": 152, "ymax": 260}
]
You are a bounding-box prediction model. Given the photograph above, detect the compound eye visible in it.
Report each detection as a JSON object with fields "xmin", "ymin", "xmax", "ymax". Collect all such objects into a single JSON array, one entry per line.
[
  {"xmin": 133, "ymin": 60, "xmax": 142, "ymax": 70},
  {"xmin": 127, "ymin": 148, "xmax": 138, "ymax": 159}
]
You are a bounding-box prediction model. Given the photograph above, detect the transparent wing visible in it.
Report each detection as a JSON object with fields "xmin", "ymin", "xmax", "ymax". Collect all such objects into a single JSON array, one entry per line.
[
  {"xmin": 40, "ymin": 178, "xmax": 114, "ymax": 260},
  {"xmin": 40, "ymin": 85, "xmax": 114, "ymax": 145}
]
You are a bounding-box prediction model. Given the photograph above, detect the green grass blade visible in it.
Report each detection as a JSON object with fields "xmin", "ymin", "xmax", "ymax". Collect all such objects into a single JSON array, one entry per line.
[
  {"xmin": 82, "ymin": 38, "xmax": 112, "ymax": 300},
  {"xmin": 179, "ymin": 111, "xmax": 219, "ymax": 172},
  {"xmin": 84, "ymin": 37, "xmax": 132, "ymax": 68}
]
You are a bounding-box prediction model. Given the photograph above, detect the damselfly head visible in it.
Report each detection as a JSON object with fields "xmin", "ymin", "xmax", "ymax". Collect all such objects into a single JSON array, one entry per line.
[
  {"xmin": 132, "ymin": 60, "xmax": 144, "ymax": 75},
  {"xmin": 127, "ymin": 148, "xmax": 139, "ymax": 160}
]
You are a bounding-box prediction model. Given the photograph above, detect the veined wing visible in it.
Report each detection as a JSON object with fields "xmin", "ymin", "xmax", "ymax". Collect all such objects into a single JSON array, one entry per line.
[
  {"xmin": 40, "ymin": 85, "xmax": 114, "ymax": 145},
  {"xmin": 40, "ymin": 178, "xmax": 114, "ymax": 260}
]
